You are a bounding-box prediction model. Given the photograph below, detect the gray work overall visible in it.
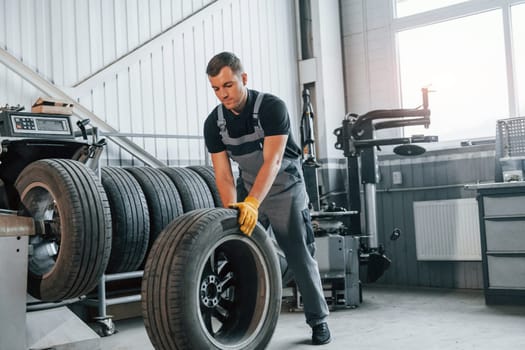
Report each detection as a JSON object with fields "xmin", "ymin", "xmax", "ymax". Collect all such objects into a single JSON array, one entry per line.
[{"xmin": 217, "ymin": 93, "xmax": 329, "ymax": 327}]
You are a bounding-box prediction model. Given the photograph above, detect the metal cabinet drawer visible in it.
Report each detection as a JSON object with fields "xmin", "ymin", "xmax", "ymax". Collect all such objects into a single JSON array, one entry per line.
[
  {"xmin": 487, "ymin": 256, "xmax": 525, "ymax": 289},
  {"xmin": 483, "ymin": 195, "xmax": 525, "ymax": 217},
  {"xmin": 485, "ymin": 220, "xmax": 525, "ymax": 251}
]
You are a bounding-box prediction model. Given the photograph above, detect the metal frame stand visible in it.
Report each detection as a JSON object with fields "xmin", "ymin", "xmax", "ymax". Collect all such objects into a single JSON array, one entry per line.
[
  {"xmin": 78, "ymin": 127, "xmax": 144, "ymax": 336},
  {"xmin": 83, "ymin": 270, "xmax": 144, "ymax": 336}
]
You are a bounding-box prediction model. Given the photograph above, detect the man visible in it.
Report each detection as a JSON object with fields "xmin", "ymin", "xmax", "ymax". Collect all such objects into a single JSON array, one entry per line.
[{"xmin": 203, "ymin": 51, "xmax": 331, "ymax": 345}]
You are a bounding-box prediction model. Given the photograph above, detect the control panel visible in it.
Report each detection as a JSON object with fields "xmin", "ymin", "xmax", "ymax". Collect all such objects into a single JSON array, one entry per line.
[{"xmin": 0, "ymin": 111, "xmax": 74, "ymax": 139}]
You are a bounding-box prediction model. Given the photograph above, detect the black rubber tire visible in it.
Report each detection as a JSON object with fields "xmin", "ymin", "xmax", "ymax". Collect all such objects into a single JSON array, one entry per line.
[
  {"xmin": 101, "ymin": 167, "xmax": 150, "ymax": 273},
  {"xmin": 142, "ymin": 208, "xmax": 282, "ymax": 350},
  {"xmin": 187, "ymin": 165, "xmax": 223, "ymax": 207},
  {"xmin": 160, "ymin": 167, "xmax": 215, "ymax": 212},
  {"xmin": 125, "ymin": 167, "xmax": 183, "ymax": 248},
  {"xmin": 15, "ymin": 159, "xmax": 111, "ymax": 301}
]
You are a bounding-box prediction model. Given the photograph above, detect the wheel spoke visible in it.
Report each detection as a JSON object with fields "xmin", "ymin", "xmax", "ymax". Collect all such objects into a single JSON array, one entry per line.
[
  {"xmin": 217, "ymin": 255, "xmax": 231, "ymax": 277},
  {"xmin": 209, "ymin": 248, "xmax": 217, "ymax": 274},
  {"xmin": 202, "ymin": 308, "xmax": 214, "ymax": 334},
  {"xmin": 214, "ymin": 304, "xmax": 230, "ymax": 324},
  {"xmin": 218, "ymin": 271, "xmax": 235, "ymax": 292},
  {"xmin": 202, "ymin": 254, "xmax": 215, "ymax": 277},
  {"xmin": 217, "ymin": 259, "xmax": 230, "ymax": 276}
]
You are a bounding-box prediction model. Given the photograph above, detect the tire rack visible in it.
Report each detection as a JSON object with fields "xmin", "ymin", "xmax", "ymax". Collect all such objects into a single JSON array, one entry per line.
[
  {"xmin": 85, "ymin": 165, "xmax": 217, "ymax": 336},
  {"xmin": 79, "ymin": 130, "xmax": 209, "ymax": 336},
  {"xmin": 77, "ymin": 127, "xmax": 214, "ymax": 336}
]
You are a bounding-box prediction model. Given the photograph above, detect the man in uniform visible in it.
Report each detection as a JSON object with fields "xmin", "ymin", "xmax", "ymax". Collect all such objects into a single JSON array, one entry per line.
[{"xmin": 204, "ymin": 52, "xmax": 331, "ymax": 345}]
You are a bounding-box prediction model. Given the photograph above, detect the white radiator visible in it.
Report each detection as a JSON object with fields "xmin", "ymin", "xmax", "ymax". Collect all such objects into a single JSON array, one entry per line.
[{"xmin": 414, "ymin": 198, "xmax": 481, "ymax": 261}]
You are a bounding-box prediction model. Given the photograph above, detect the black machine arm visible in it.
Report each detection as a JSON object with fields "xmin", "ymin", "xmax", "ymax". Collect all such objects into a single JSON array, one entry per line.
[
  {"xmin": 352, "ymin": 135, "xmax": 438, "ymax": 149},
  {"xmin": 351, "ymin": 108, "xmax": 430, "ymax": 137},
  {"xmin": 350, "ymin": 87, "xmax": 430, "ymax": 135},
  {"xmin": 334, "ymin": 88, "xmax": 435, "ymax": 157},
  {"xmin": 374, "ymin": 117, "xmax": 430, "ymax": 131}
]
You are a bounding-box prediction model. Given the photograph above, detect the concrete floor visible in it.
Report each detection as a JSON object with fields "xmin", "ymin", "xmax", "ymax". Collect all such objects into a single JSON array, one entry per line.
[{"xmin": 99, "ymin": 285, "xmax": 525, "ymax": 350}]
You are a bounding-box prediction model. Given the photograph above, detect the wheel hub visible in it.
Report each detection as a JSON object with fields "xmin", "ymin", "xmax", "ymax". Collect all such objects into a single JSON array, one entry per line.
[{"xmin": 200, "ymin": 275, "xmax": 223, "ymax": 308}]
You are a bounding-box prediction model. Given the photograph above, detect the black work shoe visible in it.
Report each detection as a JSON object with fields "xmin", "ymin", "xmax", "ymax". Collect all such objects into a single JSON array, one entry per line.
[{"xmin": 312, "ymin": 322, "xmax": 331, "ymax": 345}]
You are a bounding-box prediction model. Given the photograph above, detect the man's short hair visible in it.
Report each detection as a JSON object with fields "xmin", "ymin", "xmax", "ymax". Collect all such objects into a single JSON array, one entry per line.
[{"xmin": 206, "ymin": 52, "xmax": 244, "ymax": 77}]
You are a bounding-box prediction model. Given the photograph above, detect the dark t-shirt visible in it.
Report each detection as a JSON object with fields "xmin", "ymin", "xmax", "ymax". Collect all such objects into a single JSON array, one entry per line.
[{"xmin": 204, "ymin": 90, "xmax": 301, "ymax": 158}]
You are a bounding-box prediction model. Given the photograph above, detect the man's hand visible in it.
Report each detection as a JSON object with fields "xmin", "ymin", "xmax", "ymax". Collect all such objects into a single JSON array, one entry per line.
[{"xmin": 228, "ymin": 196, "xmax": 260, "ymax": 236}]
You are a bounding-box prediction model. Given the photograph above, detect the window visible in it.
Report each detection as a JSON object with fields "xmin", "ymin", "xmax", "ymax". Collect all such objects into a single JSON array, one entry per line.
[
  {"xmin": 395, "ymin": 0, "xmax": 470, "ymax": 18},
  {"xmin": 512, "ymin": 3, "xmax": 525, "ymax": 116},
  {"xmin": 397, "ymin": 10, "xmax": 508, "ymax": 141}
]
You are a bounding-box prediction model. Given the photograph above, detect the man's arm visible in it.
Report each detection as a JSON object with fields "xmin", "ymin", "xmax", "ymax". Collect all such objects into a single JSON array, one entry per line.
[
  {"xmin": 248, "ymin": 134, "xmax": 288, "ymax": 202},
  {"xmin": 211, "ymin": 151, "xmax": 237, "ymax": 207}
]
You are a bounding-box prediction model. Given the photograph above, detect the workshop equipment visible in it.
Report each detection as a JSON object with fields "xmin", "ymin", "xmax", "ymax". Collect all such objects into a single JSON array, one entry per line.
[
  {"xmin": 300, "ymin": 88, "xmax": 322, "ymax": 211},
  {"xmin": 0, "ymin": 210, "xmax": 34, "ymax": 350},
  {"xmin": 301, "ymin": 89, "xmax": 436, "ymax": 308},
  {"xmin": 0, "ymin": 105, "xmax": 106, "ymax": 349},
  {"xmin": 333, "ymin": 88, "xmax": 437, "ymax": 284}
]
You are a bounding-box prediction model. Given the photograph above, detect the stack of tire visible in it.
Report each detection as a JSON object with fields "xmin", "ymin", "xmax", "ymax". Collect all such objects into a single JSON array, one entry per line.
[
  {"xmin": 18, "ymin": 161, "xmax": 282, "ymax": 349},
  {"xmin": 100, "ymin": 166, "xmax": 220, "ymax": 274}
]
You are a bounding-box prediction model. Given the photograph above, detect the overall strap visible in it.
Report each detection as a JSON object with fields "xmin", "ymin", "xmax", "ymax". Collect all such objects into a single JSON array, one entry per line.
[
  {"xmin": 252, "ymin": 92, "xmax": 264, "ymax": 126},
  {"xmin": 217, "ymin": 105, "xmax": 226, "ymax": 132},
  {"xmin": 252, "ymin": 92, "xmax": 265, "ymax": 138}
]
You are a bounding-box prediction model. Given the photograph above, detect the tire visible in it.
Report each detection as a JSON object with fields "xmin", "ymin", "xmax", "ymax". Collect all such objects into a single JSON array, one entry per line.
[
  {"xmin": 15, "ymin": 159, "xmax": 111, "ymax": 301},
  {"xmin": 125, "ymin": 167, "xmax": 183, "ymax": 248},
  {"xmin": 142, "ymin": 208, "xmax": 282, "ymax": 350},
  {"xmin": 160, "ymin": 167, "xmax": 215, "ymax": 212},
  {"xmin": 187, "ymin": 165, "xmax": 223, "ymax": 207},
  {"xmin": 101, "ymin": 167, "xmax": 150, "ymax": 273}
]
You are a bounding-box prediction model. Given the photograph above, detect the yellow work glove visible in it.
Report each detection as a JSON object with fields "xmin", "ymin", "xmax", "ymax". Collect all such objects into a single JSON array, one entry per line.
[{"xmin": 228, "ymin": 196, "xmax": 260, "ymax": 236}]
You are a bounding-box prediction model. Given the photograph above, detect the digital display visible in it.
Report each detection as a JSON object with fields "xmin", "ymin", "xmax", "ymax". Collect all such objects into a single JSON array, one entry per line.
[
  {"xmin": 6, "ymin": 113, "xmax": 73, "ymax": 138},
  {"xmin": 35, "ymin": 118, "xmax": 67, "ymax": 132}
]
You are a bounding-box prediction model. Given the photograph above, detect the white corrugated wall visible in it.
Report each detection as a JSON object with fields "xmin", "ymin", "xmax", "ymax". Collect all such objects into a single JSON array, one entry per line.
[{"xmin": 0, "ymin": 0, "xmax": 299, "ymax": 166}]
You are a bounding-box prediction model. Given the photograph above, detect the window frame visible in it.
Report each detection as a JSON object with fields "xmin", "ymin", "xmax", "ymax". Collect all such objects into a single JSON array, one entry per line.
[{"xmin": 392, "ymin": 0, "xmax": 525, "ymax": 145}]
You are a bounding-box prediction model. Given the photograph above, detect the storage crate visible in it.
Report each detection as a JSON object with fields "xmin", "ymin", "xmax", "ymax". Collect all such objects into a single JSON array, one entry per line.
[
  {"xmin": 497, "ymin": 117, "xmax": 525, "ymax": 157},
  {"xmin": 495, "ymin": 117, "xmax": 525, "ymax": 182}
]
